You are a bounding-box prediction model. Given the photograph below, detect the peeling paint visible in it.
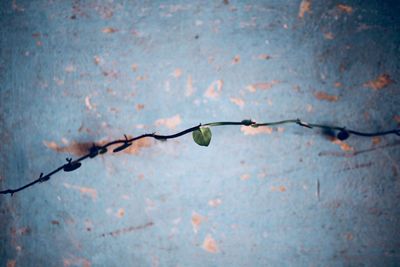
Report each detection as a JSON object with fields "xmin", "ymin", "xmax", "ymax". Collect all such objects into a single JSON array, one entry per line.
[
  {"xmin": 332, "ymin": 139, "xmax": 354, "ymax": 152},
  {"xmin": 232, "ymin": 55, "xmax": 240, "ymax": 64},
  {"xmin": 372, "ymin": 137, "xmax": 381, "ymax": 145},
  {"xmin": 131, "ymin": 64, "xmax": 138, "ymax": 72},
  {"xmin": 230, "ymin": 97, "xmax": 245, "ymax": 108},
  {"xmin": 172, "ymin": 68, "xmax": 182, "ymax": 78},
  {"xmin": 136, "ymin": 104, "xmax": 144, "ymax": 111},
  {"xmin": 240, "ymin": 126, "xmax": 273, "ymax": 135},
  {"xmin": 123, "ymin": 138, "xmax": 153, "ymax": 154},
  {"xmin": 363, "ymin": 74, "xmax": 393, "ymax": 90},
  {"xmin": 298, "ymin": 0, "xmax": 311, "ymax": 18},
  {"xmin": 116, "ymin": 208, "xmax": 125, "ymax": 218},
  {"xmin": 85, "ymin": 96, "xmax": 95, "ymax": 110},
  {"xmin": 204, "ymin": 80, "xmax": 223, "ymax": 99},
  {"xmin": 6, "ymin": 260, "xmax": 16, "ymax": 267},
  {"xmin": 63, "ymin": 257, "xmax": 91, "ymax": 267},
  {"xmin": 155, "ymin": 114, "xmax": 182, "ymax": 129},
  {"xmin": 63, "ymin": 183, "xmax": 98, "ymax": 200},
  {"xmin": 323, "ymin": 32, "xmax": 334, "ymax": 40},
  {"xmin": 208, "ymin": 198, "xmax": 222, "ymax": 207},
  {"xmin": 314, "ymin": 91, "xmax": 338, "ymax": 102},
  {"xmin": 271, "ymin": 186, "xmax": 287, "ymax": 192},
  {"xmin": 186, "ymin": 75, "xmax": 195, "ymax": 96},
  {"xmin": 246, "ymin": 81, "xmax": 280, "ymax": 92},
  {"xmin": 240, "ymin": 174, "xmax": 250, "ymax": 180},
  {"xmin": 102, "ymin": 27, "xmax": 118, "ymax": 33},
  {"xmin": 258, "ymin": 54, "xmax": 271, "ymax": 60},
  {"xmin": 394, "ymin": 115, "xmax": 400, "ymax": 123},
  {"xmin": 43, "ymin": 141, "xmax": 93, "ymax": 157},
  {"xmin": 191, "ymin": 212, "xmax": 205, "ymax": 234},
  {"xmin": 202, "ymin": 234, "xmax": 219, "ymax": 253},
  {"xmin": 337, "ymin": 4, "xmax": 353, "ymax": 14}
]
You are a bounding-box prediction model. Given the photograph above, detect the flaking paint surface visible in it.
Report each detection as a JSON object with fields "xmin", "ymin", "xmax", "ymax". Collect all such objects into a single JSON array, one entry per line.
[{"xmin": 0, "ymin": 0, "xmax": 399, "ymax": 266}]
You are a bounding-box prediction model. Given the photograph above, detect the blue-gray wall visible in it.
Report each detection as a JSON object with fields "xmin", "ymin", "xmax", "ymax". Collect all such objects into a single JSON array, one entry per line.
[{"xmin": 1, "ymin": 0, "xmax": 399, "ymax": 266}]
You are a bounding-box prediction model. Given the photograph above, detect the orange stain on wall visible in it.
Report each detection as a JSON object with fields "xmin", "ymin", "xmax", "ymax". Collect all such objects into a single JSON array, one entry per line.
[
  {"xmin": 364, "ymin": 74, "xmax": 393, "ymax": 90},
  {"xmin": 204, "ymin": 80, "xmax": 223, "ymax": 99},
  {"xmin": 202, "ymin": 234, "xmax": 219, "ymax": 253},
  {"xmin": 314, "ymin": 91, "xmax": 338, "ymax": 102},
  {"xmin": 240, "ymin": 126, "xmax": 273, "ymax": 135},
  {"xmin": 298, "ymin": 0, "xmax": 311, "ymax": 18}
]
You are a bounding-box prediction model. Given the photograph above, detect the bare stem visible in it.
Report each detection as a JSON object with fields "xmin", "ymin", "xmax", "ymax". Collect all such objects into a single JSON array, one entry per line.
[{"xmin": 1, "ymin": 119, "xmax": 398, "ymax": 196}]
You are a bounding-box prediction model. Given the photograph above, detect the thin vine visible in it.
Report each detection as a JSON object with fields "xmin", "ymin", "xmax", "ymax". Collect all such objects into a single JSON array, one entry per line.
[{"xmin": 1, "ymin": 119, "xmax": 399, "ymax": 196}]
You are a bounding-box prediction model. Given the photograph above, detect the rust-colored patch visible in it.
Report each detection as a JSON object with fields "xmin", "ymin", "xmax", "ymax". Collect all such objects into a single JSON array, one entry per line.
[
  {"xmin": 172, "ymin": 68, "xmax": 182, "ymax": 78},
  {"xmin": 186, "ymin": 75, "xmax": 195, "ymax": 96},
  {"xmin": 230, "ymin": 97, "xmax": 245, "ymax": 108},
  {"xmin": 258, "ymin": 54, "xmax": 271, "ymax": 60},
  {"xmin": 6, "ymin": 260, "xmax": 16, "ymax": 267},
  {"xmin": 208, "ymin": 198, "xmax": 222, "ymax": 207},
  {"xmin": 155, "ymin": 114, "xmax": 182, "ymax": 130},
  {"xmin": 298, "ymin": 0, "xmax": 311, "ymax": 18},
  {"xmin": 135, "ymin": 104, "xmax": 144, "ymax": 111},
  {"xmin": 44, "ymin": 137, "xmax": 152, "ymax": 157},
  {"xmin": 332, "ymin": 139, "xmax": 354, "ymax": 152},
  {"xmin": 116, "ymin": 208, "xmax": 125, "ymax": 218},
  {"xmin": 191, "ymin": 212, "xmax": 204, "ymax": 234},
  {"xmin": 337, "ymin": 4, "xmax": 353, "ymax": 14},
  {"xmin": 240, "ymin": 126, "xmax": 273, "ymax": 135},
  {"xmin": 394, "ymin": 115, "xmax": 400, "ymax": 124},
  {"xmin": 63, "ymin": 183, "xmax": 98, "ymax": 200},
  {"xmin": 65, "ymin": 64, "xmax": 76, "ymax": 73},
  {"xmin": 63, "ymin": 258, "xmax": 91, "ymax": 267},
  {"xmin": 232, "ymin": 55, "xmax": 240, "ymax": 64},
  {"xmin": 246, "ymin": 80, "xmax": 280, "ymax": 92},
  {"xmin": 202, "ymin": 234, "xmax": 219, "ymax": 253},
  {"xmin": 102, "ymin": 27, "xmax": 118, "ymax": 33},
  {"xmin": 136, "ymin": 75, "xmax": 147, "ymax": 81},
  {"xmin": 363, "ymin": 74, "xmax": 393, "ymax": 90},
  {"xmin": 204, "ymin": 80, "xmax": 223, "ymax": 99},
  {"xmin": 372, "ymin": 137, "xmax": 381, "ymax": 145},
  {"xmin": 44, "ymin": 141, "xmax": 93, "ymax": 157},
  {"xmin": 106, "ymin": 88, "xmax": 116, "ymax": 95},
  {"xmin": 123, "ymin": 138, "xmax": 153, "ymax": 154},
  {"xmin": 240, "ymin": 174, "xmax": 250, "ymax": 180},
  {"xmin": 323, "ymin": 32, "xmax": 334, "ymax": 40},
  {"xmin": 271, "ymin": 186, "xmax": 287, "ymax": 192},
  {"xmin": 334, "ymin": 82, "xmax": 342, "ymax": 88},
  {"xmin": 94, "ymin": 56, "xmax": 101, "ymax": 65},
  {"xmin": 314, "ymin": 91, "xmax": 338, "ymax": 102},
  {"xmin": 344, "ymin": 232, "xmax": 354, "ymax": 240},
  {"xmin": 131, "ymin": 64, "xmax": 138, "ymax": 72},
  {"xmin": 100, "ymin": 222, "xmax": 154, "ymax": 237},
  {"xmin": 51, "ymin": 220, "xmax": 60, "ymax": 225},
  {"xmin": 11, "ymin": 227, "xmax": 31, "ymax": 236}
]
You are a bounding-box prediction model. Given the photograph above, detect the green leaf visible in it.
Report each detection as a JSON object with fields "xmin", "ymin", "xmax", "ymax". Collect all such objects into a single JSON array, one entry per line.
[{"xmin": 192, "ymin": 127, "xmax": 212, "ymax": 146}]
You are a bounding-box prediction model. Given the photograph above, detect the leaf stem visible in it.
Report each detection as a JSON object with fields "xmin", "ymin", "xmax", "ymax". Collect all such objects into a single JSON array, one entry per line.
[{"xmin": 0, "ymin": 119, "xmax": 398, "ymax": 196}]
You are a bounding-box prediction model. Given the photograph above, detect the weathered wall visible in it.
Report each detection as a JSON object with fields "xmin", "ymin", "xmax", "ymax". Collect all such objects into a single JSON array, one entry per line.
[{"xmin": 0, "ymin": 0, "xmax": 399, "ymax": 266}]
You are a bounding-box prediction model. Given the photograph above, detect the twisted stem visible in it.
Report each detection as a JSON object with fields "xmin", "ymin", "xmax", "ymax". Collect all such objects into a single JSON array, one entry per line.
[{"xmin": 1, "ymin": 119, "xmax": 398, "ymax": 196}]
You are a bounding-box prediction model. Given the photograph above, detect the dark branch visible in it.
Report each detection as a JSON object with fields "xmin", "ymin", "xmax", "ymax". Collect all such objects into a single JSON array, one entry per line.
[{"xmin": 0, "ymin": 119, "xmax": 398, "ymax": 195}]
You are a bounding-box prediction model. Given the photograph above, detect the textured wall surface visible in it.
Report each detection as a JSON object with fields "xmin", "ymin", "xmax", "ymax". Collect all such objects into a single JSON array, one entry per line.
[{"xmin": 1, "ymin": 0, "xmax": 399, "ymax": 266}]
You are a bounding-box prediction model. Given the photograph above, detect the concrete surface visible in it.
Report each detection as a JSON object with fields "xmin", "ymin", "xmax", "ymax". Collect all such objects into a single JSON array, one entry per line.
[{"xmin": 0, "ymin": 0, "xmax": 399, "ymax": 266}]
